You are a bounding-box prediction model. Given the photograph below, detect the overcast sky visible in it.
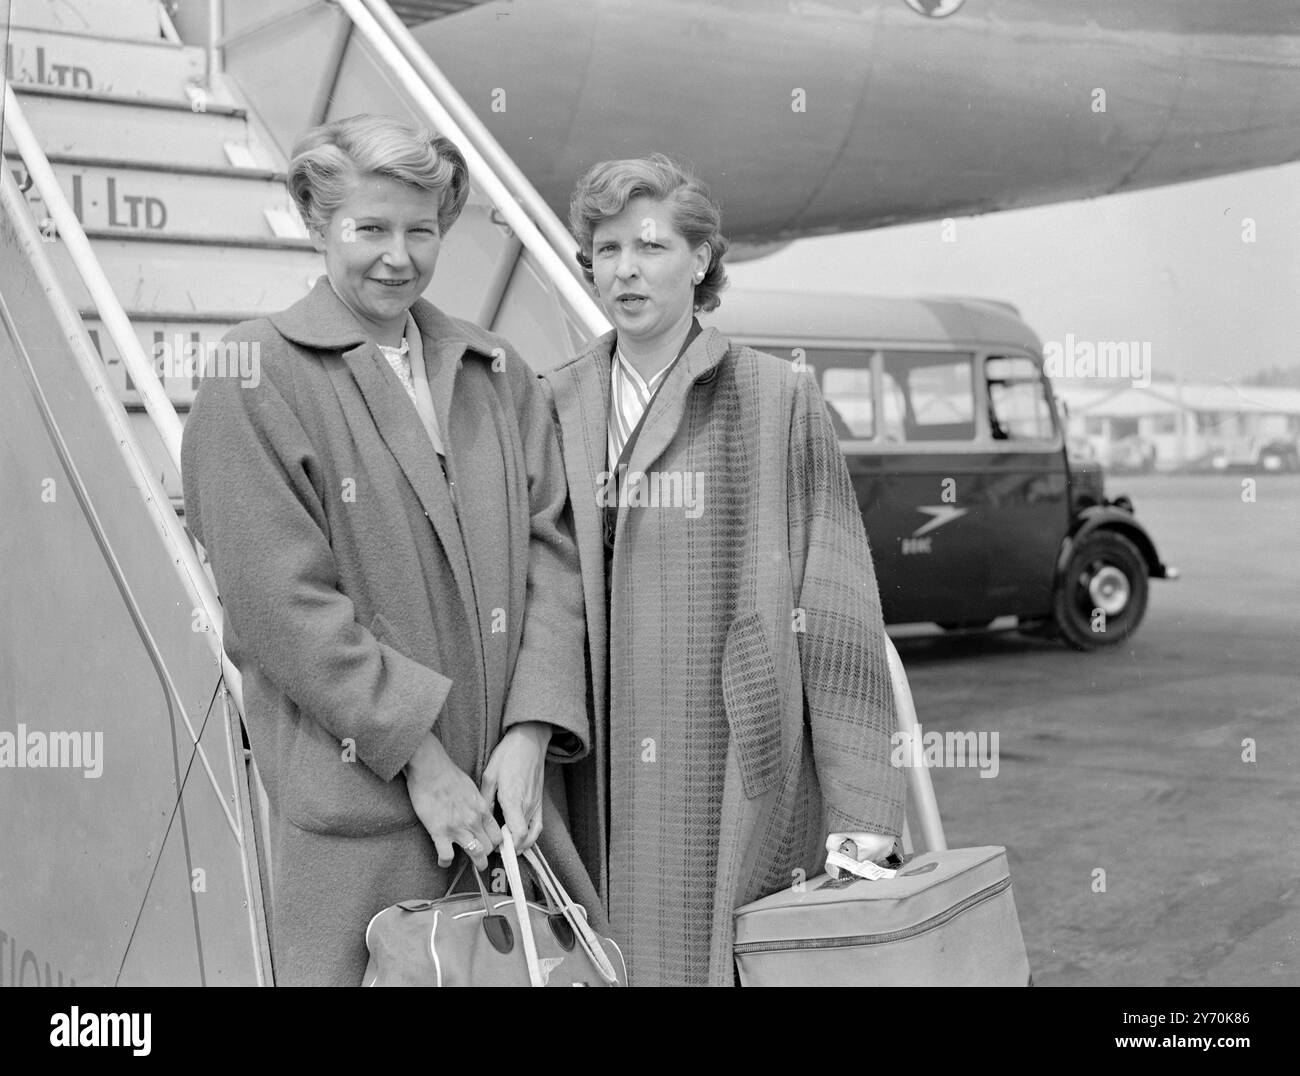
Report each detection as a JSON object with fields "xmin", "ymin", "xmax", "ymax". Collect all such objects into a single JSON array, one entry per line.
[{"xmin": 727, "ymin": 161, "xmax": 1300, "ymax": 385}]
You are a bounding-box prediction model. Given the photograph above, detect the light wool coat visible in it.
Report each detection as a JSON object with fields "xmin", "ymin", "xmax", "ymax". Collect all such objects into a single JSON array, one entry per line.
[
  {"xmin": 543, "ymin": 326, "xmax": 906, "ymax": 986},
  {"xmin": 182, "ymin": 278, "xmax": 594, "ymax": 985}
]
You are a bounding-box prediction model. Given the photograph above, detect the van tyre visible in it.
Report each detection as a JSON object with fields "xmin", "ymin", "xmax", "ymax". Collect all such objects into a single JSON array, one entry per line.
[{"xmin": 1053, "ymin": 531, "xmax": 1148, "ymax": 651}]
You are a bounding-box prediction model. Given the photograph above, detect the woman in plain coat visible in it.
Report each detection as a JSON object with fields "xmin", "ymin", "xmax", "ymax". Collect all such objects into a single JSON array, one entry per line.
[
  {"xmin": 543, "ymin": 154, "xmax": 906, "ymax": 985},
  {"xmin": 181, "ymin": 114, "xmax": 592, "ymax": 985}
]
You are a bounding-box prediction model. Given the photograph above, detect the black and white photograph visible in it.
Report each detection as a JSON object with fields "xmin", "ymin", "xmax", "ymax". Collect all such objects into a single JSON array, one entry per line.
[{"xmin": 1, "ymin": 0, "xmax": 1295, "ymax": 1027}]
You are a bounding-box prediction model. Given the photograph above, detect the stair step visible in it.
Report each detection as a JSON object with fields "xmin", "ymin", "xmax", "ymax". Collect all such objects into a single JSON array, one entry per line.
[
  {"xmin": 4, "ymin": 28, "xmax": 218, "ymax": 104},
  {"xmin": 15, "ymin": 90, "xmax": 255, "ymax": 169},
  {"xmin": 47, "ymin": 237, "xmax": 324, "ymax": 317},
  {"xmin": 13, "ymin": 82, "xmax": 246, "ymax": 118},
  {"xmin": 7, "ymin": 154, "xmax": 300, "ymax": 239},
  {"xmin": 10, "ymin": 0, "xmax": 163, "ymax": 42},
  {"xmin": 34, "ymin": 153, "xmax": 284, "ymax": 182},
  {"xmin": 84, "ymin": 317, "xmax": 249, "ymax": 411}
]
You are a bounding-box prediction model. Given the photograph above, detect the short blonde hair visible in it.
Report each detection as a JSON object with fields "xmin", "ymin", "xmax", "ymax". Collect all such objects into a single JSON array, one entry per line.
[
  {"xmin": 288, "ymin": 114, "xmax": 469, "ymax": 236},
  {"xmin": 569, "ymin": 153, "xmax": 730, "ymax": 312}
]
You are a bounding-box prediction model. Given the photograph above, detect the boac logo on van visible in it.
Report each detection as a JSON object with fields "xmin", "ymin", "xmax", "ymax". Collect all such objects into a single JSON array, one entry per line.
[
  {"xmin": 903, "ymin": 0, "xmax": 967, "ymax": 18},
  {"xmin": 901, "ymin": 505, "xmax": 967, "ymax": 555}
]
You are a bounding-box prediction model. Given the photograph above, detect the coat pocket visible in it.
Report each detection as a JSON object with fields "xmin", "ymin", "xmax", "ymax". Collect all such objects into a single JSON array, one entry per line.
[
  {"xmin": 721, "ymin": 610, "xmax": 783, "ymax": 800},
  {"xmin": 279, "ymin": 613, "xmax": 423, "ymax": 838},
  {"xmin": 282, "ymin": 717, "xmax": 421, "ymax": 838}
]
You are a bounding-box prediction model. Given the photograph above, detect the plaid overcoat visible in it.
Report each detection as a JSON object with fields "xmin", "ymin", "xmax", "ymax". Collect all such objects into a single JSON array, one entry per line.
[{"xmin": 543, "ymin": 326, "xmax": 905, "ymax": 986}]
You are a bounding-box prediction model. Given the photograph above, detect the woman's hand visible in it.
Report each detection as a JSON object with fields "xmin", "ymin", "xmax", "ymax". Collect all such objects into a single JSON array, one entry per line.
[
  {"xmin": 404, "ymin": 732, "xmax": 501, "ymax": 872},
  {"xmin": 480, "ymin": 722, "xmax": 552, "ymax": 853}
]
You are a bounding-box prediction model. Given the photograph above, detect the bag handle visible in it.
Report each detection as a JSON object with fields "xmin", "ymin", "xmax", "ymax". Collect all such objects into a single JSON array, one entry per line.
[
  {"xmin": 522, "ymin": 845, "xmax": 620, "ymax": 985},
  {"xmin": 499, "ymin": 828, "xmax": 545, "ymax": 987},
  {"xmin": 445, "ymin": 853, "xmax": 498, "ymax": 914},
  {"xmin": 500, "ymin": 831, "xmax": 621, "ymax": 986}
]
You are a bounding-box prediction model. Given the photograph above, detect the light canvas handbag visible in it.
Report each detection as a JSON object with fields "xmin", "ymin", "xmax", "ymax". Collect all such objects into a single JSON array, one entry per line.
[{"xmin": 363, "ymin": 829, "xmax": 626, "ymax": 987}]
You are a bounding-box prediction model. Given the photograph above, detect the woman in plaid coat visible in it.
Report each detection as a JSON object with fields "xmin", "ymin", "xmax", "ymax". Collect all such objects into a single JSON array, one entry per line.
[{"xmin": 542, "ymin": 155, "xmax": 906, "ymax": 986}]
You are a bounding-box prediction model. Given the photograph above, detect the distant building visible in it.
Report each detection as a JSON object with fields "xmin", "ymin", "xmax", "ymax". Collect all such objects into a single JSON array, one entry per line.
[{"xmin": 1054, "ymin": 381, "xmax": 1300, "ymax": 471}]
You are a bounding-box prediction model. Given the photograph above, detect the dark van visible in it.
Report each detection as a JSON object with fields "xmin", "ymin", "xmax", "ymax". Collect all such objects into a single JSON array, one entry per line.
[{"xmin": 706, "ymin": 290, "xmax": 1177, "ymax": 649}]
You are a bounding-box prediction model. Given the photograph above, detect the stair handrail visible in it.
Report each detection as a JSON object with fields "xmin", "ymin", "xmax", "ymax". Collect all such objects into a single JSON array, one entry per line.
[
  {"xmin": 1, "ymin": 83, "xmax": 245, "ymax": 719},
  {"xmin": 885, "ymin": 635, "xmax": 946, "ymax": 853},
  {"xmin": 334, "ymin": 0, "xmax": 609, "ymax": 338}
]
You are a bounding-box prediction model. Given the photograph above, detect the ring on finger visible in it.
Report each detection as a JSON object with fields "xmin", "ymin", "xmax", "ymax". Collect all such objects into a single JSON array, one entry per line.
[{"xmin": 464, "ymin": 837, "xmax": 483, "ymax": 853}]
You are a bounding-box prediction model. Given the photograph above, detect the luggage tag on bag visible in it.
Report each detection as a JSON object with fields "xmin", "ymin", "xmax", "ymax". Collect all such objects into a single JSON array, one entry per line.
[
  {"xmin": 824, "ymin": 839, "xmax": 898, "ymax": 882},
  {"xmin": 824, "ymin": 851, "xmax": 897, "ymax": 881}
]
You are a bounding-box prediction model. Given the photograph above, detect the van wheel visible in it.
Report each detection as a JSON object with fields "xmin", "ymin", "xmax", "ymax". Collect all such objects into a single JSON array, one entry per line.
[{"xmin": 1053, "ymin": 531, "xmax": 1148, "ymax": 650}]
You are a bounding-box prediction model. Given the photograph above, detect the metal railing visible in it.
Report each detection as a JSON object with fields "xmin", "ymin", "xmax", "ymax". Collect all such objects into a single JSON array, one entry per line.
[{"xmin": 885, "ymin": 637, "xmax": 946, "ymax": 852}]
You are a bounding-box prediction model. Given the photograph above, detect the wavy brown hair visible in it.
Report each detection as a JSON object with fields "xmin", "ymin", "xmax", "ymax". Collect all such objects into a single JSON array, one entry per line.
[{"xmin": 288, "ymin": 113, "xmax": 469, "ymax": 237}]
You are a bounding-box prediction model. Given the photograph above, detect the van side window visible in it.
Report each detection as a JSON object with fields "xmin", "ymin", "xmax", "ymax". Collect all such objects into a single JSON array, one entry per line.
[
  {"xmin": 807, "ymin": 349, "xmax": 874, "ymax": 438},
  {"xmin": 882, "ymin": 351, "xmax": 975, "ymax": 441},
  {"xmin": 986, "ymin": 356, "xmax": 1056, "ymax": 441}
]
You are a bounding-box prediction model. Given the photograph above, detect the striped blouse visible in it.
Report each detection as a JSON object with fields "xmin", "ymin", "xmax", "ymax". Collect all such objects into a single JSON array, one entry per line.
[{"xmin": 607, "ymin": 346, "xmax": 673, "ymax": 472}]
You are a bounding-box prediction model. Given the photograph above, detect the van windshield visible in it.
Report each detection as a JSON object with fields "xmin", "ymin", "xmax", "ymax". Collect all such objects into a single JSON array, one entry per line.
[{"xmin": 986, "ymin": 355, "xmax": 1057, "ymax": 441}]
